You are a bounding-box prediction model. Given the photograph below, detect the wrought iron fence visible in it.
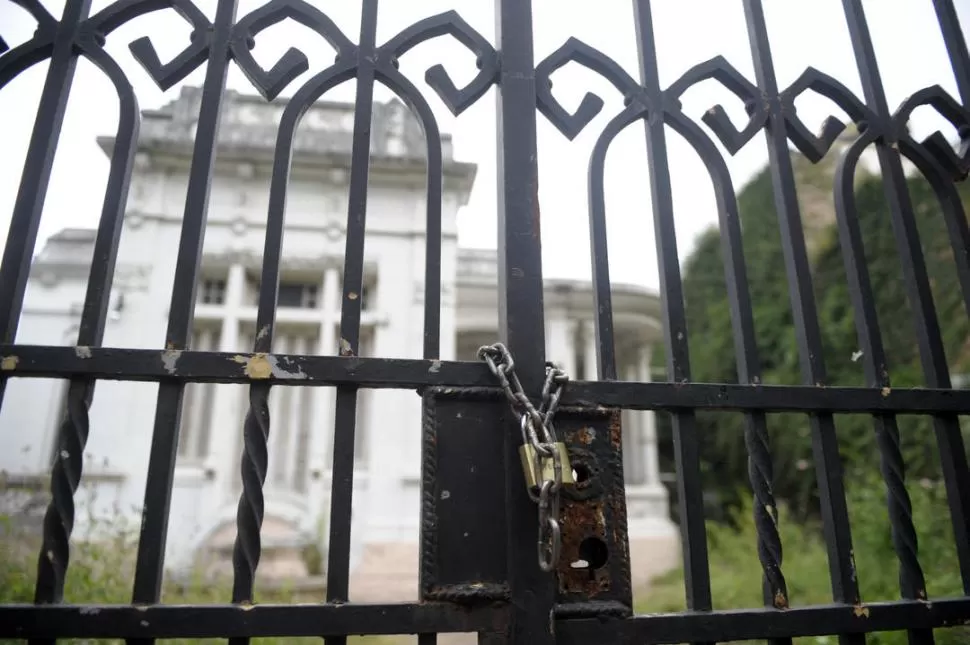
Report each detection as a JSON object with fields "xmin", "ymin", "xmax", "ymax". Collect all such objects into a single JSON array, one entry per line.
[{"xmin": 0, "ymin": 0, "xmax": 968, "ymax": 643}]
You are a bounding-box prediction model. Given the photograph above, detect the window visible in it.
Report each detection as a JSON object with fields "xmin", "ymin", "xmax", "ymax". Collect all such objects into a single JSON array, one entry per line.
[
  {"xmin": 199, "ymin": 278, "xmax": 226, "ymax": 305},
  {"xmin": 246, "ymin": 275, "xmax": 320, "ymax": 309},
  {"xmin": 278, "ymin": 282, "xmax": 318, "ymax": 308}
]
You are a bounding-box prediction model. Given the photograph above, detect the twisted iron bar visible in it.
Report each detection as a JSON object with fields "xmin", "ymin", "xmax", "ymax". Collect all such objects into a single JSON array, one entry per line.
[
  {"xmin": 875, "ymin": 416, "xmax": 927, "ymax": 599},
  {"xmin": 232, "ymin": 383, "xmax": 271, "ymax": 604},
  {"xmin": 744, "ymin": 412, "xmax": 787, "ymax": 608},
  {"xmin": 834, "ymin": 131, "xmax": 929, "ymax": 605},
  {"xmin": 34, "ymin": 381, "xmax": 91, "ymax": 604}
]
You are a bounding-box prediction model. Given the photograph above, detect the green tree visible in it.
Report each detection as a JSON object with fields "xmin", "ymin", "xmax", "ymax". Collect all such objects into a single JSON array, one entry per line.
[{"xmin": 666, "ymin": 149, "xmax": 970, "ymax": 519}]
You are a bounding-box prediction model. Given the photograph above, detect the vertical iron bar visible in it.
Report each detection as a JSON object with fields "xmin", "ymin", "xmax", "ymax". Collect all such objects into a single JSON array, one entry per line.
[
  {"xmin": 494, "ymin": 1, "xmax": 553, "ymax": 643},
  {"xmin": 742, "ymin": 4, "xmax": 864, "ymax": 642},
  {"xmin": 326, "ymin": 6, "xmax": 378, "ymax": 643},
  {"xmin": 32, "ymin": 45, "xmax": 140, "ymax": 619},
  {"xmin": 927, "ymin": 0, "xmax": 970, "ymax": 323},
  {"xmin": 834, "ymin": 134, "xmax": 933, "ymax": 645},
  {"xmin": 130, "ymin": 0, "xmax": 238, "ymax": 619},
  {"xmin": 587, "ymin": 111, "xmax": 625, "ymax": 381},
  {"xmin": 663, "ymin": 105, "xmax": 791, "ymax": 635},
  {"xmin": 632, "ymin": 0, "xmax": 712, "ymax": 627},
  {"xmin": 0, "ymin": 0, "xmax": 91, "ymax": 407},
  {"xmin": 226, "ymin": 63, "xmax": 353, "ymax": 628},
  {"xmin": 423, "ymin": 121, "xmax": 443, "ymax": 361},
  {"xmin": 932, "ymin": 0, "xmax": 970, "ymax": 106},
  {"xmin": 841, "ymin": 0, "xmax": 970, "ymax": 593}
]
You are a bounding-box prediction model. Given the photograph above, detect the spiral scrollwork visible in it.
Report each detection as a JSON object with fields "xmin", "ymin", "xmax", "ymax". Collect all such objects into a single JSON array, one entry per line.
[
  {"xmin": 780, "ymin": 67, "xmax": 873, "ymax": 163},
  {"xmin": 665, "ymin": 56, "xmax": 766, "ymax": 155},
  {"xmin": 229, "ymin": 0, "xmax": 354, "ymax": 101},
  {"xmin": 535, "ymin": 37, "xmax": 642, "ymax": 140},
  {"xmin": 378, "ymin": 11, "xmax": 498, "ymax": 117},
  {"xmin": 85, "ymin": 0, "xmax": 212, "ymax": 90},
  {"xmin": 893, "ymin": 85, "xmax": 970, "ymax": 181}
]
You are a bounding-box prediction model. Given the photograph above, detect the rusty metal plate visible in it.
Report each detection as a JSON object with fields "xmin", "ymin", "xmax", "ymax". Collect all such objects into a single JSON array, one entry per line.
[{"xmin": 554, "ymin": 405, "xmax": 632, "ymax": 613}]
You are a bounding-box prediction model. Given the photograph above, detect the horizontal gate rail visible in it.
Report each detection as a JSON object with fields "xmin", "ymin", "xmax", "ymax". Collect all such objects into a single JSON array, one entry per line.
[
  {"xmin": 0, "ymin": 602, "xmax": 509, "ymax": 639},
  {"xmin": 555, "ymin": 598, "xmax": 970, "ymax": 645},
  {"xmin": 4, "ymin": 345, "xmax": 970, "ymax": 413}
]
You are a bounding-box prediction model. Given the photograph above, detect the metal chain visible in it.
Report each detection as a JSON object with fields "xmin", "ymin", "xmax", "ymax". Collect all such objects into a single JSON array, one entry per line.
[{"xmin": 478, "ymin": 342, "xmax": 569, "ymax": 572}]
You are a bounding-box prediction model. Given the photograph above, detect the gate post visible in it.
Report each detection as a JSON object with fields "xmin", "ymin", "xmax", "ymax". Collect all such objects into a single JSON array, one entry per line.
[{"xmin": 494, "ymin": 1, "xmax": 554, "ymax": 643}]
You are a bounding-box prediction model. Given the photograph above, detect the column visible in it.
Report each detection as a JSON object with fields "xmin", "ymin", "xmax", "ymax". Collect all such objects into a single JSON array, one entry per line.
[
  {"xmin": 583, "ymin": 320, "xmax": 598, "ymax": 381},
  {"xmin": 206, "ymin": 262, "xmax": 245, "ymax": 494},
  {"xmin": 624, "ymin": 359, "xmax": 645, "ymax": 485},
  {"xmin": 638, "ymin": 343, "xmax": 660, "ymax": 487},
  {"xmin": 545, "ymin": 314, "xmax": 576, "ymax": 376},
  {"xmin": 306, "ymin": 264, "xmax": 340, "ymax": 537}
]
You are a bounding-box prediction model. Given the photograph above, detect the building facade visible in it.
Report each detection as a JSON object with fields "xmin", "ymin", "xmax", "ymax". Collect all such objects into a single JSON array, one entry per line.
[{"xmin": 0, "ymin": 87, "xmax": 676, "ymax": 598}]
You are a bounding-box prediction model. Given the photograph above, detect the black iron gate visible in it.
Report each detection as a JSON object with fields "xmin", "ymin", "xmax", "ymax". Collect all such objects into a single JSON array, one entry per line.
[{"xmin": 1, "ymin": 0, "xmax": 970, "ymax": 643}]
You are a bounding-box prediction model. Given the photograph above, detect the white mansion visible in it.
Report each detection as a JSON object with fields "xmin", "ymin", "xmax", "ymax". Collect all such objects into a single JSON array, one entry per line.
[{"xmin": 0, "ymin": 87, "xmax": 676, "ymax": 598}]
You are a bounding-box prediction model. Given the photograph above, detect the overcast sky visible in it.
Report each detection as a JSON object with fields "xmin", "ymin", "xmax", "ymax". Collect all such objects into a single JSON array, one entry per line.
[{"xmin": 1, "ymin": 0, "xmax": 968, "ymax": 291}]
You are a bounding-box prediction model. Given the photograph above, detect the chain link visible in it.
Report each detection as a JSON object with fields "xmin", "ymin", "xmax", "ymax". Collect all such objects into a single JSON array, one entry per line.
[{"xmin": 478, "ymin": 342, "xmax": 569, "ymax": 572}]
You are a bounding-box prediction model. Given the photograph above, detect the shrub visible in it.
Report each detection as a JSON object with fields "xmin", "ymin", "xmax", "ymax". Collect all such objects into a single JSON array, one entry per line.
[
  {"xmin": 637, "ymin": 473, "xmax": 970, "ymax": 645},
  {"xmin": 0, "ymin": 511, "xmax": 389, "ymax": 645}
]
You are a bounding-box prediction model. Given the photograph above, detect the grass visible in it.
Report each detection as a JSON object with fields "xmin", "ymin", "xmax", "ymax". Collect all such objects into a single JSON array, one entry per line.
[{"xmin": 635, "ymin": 475, "xmax": 970, "ymax": 645}]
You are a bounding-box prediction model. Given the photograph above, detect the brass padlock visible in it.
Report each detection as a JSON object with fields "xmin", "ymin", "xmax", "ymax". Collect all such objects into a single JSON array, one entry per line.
[{"xmin": 519, "ymin": 443, "xmax": 574, "ymax": 489}]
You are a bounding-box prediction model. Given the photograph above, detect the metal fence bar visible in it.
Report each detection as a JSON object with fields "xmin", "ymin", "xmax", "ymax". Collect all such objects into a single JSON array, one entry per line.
[
  {"xmin": 0, "ymin": 603, "xmax": 508, "ymax": 639},
  {"xmin": 0, "ymin": 0, "xmax": 90, "ymax": 413},
  {"xmin": 655, "ymin": 25, "xmax": 791, "ymax": 632},
  {"xmin": 32, "ymin": 16, "xmax": 141, "ymax": 614},
  {"xmin": 326, "ymin": 4, "xmax": 378, "ymax": 637},
  {"xmin": 632, "ymin": 0, "xmax": 712, "ymax": 627},
  {"xmin": 742, "ymin": 6, "xmax": 863, "ymax": 644},
  {"xmin": 6, "ymin": 344, "xmax": 970, "ymax": 411},
  {"xmin": 556, "ymin": 597, "xmax": 970, "ymax": 645},
  {"xmin": 932, "ymin": 0, "xmax": 970, "ymax": 105},
  {"xmin": 586, "ymin": 111, "xmax": 620, "ymax": 380},
  {"xmin": 841, "ymin": 0, "xmax": 970, "ymax": 594},
  {"xmin": 130, "ymin": 0, "xmax": 238, "ymax": 617},
  {"xmin": 495, "ymin": 0, "xmax": 552, "ymax": 642},
  {"xmin": 228, "ymin": 52, "xmax": 354, "ymax": 621},
  {"xmin": 833, "ymin": 130, "xmax": 933, "ymax": 645}
]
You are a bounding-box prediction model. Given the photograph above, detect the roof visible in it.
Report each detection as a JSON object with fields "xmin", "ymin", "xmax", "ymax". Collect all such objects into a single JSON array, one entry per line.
[{"xmin": 98, "ymin": 86, "xmax": 477, "ymax": 194}]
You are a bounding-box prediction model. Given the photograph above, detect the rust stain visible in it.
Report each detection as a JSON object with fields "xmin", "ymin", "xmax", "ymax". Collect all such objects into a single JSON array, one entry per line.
[
  {"xmin": 234, "ymin": 353, "xmax": 272, "ymax": 379},
  {"xmin": 853, "ymin": 605, "xmax": 870, "ymax": 618},
  {"xmin": 608, "ymin": 410, "xmax": 622, "ymax": 451},
  {"xmin": 576, "ymin": 426, "xmax": 595, "ymax": 445},
  {"xmin": 0, "ymin": 355, "xmax": 18, "ymax": 371},
  {"xmin": 558, "ymin": 499, "xmax": 610, "ymax": 597},
  {"xmin": 339, "ymin": 338, "xmax": 354, "ymax": 356},
  {"xmin": 774, "ymin": 590, "xmax": 788, "ymax": 609}
]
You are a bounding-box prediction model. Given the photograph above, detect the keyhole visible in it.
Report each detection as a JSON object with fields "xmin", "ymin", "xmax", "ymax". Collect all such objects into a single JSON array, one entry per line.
[
  {"xmin": 571, "ymin": 462, "xmax": 591, "ymax": 484},
  {"xmin": 569, "ymin": 537, "xmax": 608, "ymax": 571}
]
